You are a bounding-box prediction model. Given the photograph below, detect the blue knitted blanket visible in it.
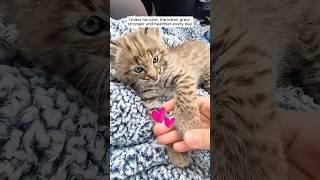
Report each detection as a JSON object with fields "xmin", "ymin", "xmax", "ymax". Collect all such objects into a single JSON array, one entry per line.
[
  {"xmin": 0, "ymin": 21, "xmax": 108, "ymax": 179},
  {"xmin": 109, "ymin": 17, "xmax": 320, "ymax": 179}
]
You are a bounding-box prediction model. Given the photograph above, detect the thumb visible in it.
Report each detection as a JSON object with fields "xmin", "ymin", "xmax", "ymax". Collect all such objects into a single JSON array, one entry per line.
[{"xmin": 184, "ymin": 129, "xmax": 210, "ymax": 150}]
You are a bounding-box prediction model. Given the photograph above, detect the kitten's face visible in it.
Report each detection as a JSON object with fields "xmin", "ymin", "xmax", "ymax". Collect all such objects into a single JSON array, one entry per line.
[
  {"xmin": 111, "ymin": 28, "xmax": 167, "ymax": 85},
  {"xmin": 9, "ymin": 0, "xmax": 108, "ymax": 106}
]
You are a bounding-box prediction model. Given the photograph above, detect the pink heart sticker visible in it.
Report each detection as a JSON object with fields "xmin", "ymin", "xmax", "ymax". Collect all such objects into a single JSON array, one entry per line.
[
  {"xmin": 151, "ymin": 107, "xmax": 166, "ymax": 123},
  {"xmin": 164, "ymin": 116, "xmax": 175, "ymax": 128}
]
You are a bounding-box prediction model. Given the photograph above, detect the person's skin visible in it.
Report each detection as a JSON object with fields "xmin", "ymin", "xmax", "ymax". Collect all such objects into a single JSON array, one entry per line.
[
  {"xmin": 153, "ymin": 97, "xmax": 320, "ymax": 180},
  {"xmin": 279, "ymin": 111, "xmax": 320, "ymax": 180},
  {"xmin": 153, "ymin": 96, "xmax": 210, "ymax": 152}
]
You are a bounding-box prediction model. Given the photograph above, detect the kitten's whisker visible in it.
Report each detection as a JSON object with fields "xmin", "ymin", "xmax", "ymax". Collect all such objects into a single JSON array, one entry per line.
[
  {"xmin": 85, "ymin": 65, "xmax": 104, "ymax": 98},
  {"xmin": 102, "ymin": 67, "xmax": 107, "ymax": 91},
  {"xmin": 97, "ymin": 67, "xmax": 107, "ymax": 105},
  {"xmin": 94, "ymin": 67, "xmax": 107, "ymax": 107},
  {"xmin": 103, "ymin": 69, "xmax": 108, "ymax": 95},
  {"xmin": 75, "ymin": 63, "xmax": 101, "ymax": 90},
  {"xmin": 39, "ymin": 51, "xmax": 101, "ymax": 92}
]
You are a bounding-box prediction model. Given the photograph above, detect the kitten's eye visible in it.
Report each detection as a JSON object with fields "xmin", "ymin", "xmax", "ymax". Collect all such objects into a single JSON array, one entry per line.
[
  {"xmin": 78, "ymin": 16, "xmax": 105, "ymax": 35},
  {"xmin": 134, "ymin": 66, "xmax": 144, "ymax": 73},
  {"xmin": 153, "ymin": 55, "xmax": 159, "ymax": 63}
]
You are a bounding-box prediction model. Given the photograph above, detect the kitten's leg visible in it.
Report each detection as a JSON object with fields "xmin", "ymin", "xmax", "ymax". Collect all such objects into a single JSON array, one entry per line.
[
  {"xmin": 212, "ymin": 43, "xmax": 287, "ymax": 179},
  {"xmin": 203, "ymin": 67, "xmax": 211, "ymax": 93},
  {"xmin": 140, "ymin": 91, "xmax": 193, "ymax": 167},
  {"xmin": 166, "ymin": 145, "xmax": 190, "ymax": 167},
  {"xmin": 139, "ymin": 84, "xmax": 195, "ymax": 167},
  {"xmin": 166, "ymin": 68, "xmax": 202, "ymax": 167}
]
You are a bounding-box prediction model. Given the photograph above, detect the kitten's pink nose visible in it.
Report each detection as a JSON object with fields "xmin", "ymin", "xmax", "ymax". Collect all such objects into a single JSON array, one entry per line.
[
  {"xmin": 148, "ymin": 71, "xmax": 158, "ymax": 80},
  {"xmin": 149, "ymin": 75, "xmax": 158, "ymax": 80}
]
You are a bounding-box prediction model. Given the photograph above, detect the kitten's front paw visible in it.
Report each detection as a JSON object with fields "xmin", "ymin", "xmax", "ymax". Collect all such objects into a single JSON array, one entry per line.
[
  {"xmin": 144, "ymin": 100, "xmax": 162, "ymax": 110},
  {"xmin": 167, "ymin": 146, "xmax": 190, "ymax": 168}
]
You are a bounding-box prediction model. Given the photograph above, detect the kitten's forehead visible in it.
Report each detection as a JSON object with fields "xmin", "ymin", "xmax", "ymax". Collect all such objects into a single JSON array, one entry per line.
[
  {"xmin": 112, "ymin": 28, "xmax": 166, "ymax": 68},
  {"xmin": 70, "ymin": 0, "xmax": 108, "ymax": 16},
  {"xmin": 118, "ymin": 28, "xmax": 164, "ymax": 55},
  {"xmin": 21, "ymin": 0, "xmax": 108, "ymax": 21},
  {"xmin": 74, "ymin": 0, "xmax": 108, "ymax": 12},
  {"xmin": 60, "ymin": 0, "xmax": 108, "ymax": 26}
]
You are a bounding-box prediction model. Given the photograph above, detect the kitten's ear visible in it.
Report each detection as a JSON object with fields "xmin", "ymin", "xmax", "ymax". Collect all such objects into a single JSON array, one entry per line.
[{"xmin": 110, "ymin": 40, "xmax": 120, "ymax": 60}]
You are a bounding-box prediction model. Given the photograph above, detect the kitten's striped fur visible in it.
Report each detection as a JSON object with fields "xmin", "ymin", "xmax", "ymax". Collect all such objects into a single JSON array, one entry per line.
[
  {"xmin": 212, "ymin": 0, "xmax": 320, "ymax": 179},
  {"xmin": 111, "ymin": 28, "xmax": 210, "ymax": 167}
]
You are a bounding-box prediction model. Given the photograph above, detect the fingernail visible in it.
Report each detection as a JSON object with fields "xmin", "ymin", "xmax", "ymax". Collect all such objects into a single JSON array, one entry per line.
[{"xmin": 184, "ymin": 132, "xmax": 197, "ymax": 146}]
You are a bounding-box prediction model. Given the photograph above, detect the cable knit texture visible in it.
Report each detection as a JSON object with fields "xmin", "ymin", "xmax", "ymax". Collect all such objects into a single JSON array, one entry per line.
[{"xmin": 0, "ymin": 22, "xmax": 108, "ymax": 179}]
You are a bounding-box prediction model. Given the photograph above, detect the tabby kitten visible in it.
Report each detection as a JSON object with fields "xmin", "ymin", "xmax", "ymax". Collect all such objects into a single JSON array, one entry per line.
[
  {"xmin": 110, "ymin": 28, "xmax": 210, "ymax": 167},
  {"xmin": 212, "ymin": 0, "xmax": 320, "ymax": 179},
  {"xmin": 1, "ymin": 0, "xmax": 108, "ymax": 122}
]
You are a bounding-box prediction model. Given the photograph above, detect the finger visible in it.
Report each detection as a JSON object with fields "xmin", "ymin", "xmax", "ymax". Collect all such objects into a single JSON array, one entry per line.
[
  {"xmin": 279, "ymin": 111, "xmax": 319, "ymax": 147},
  {"xmin": 287, "ymin": 159, "xmax": 313, "ymax": 180},
  {"xmin": 156, "ymin": 130, "xmax": 182, "ymax": 145},
  {"xmin": 153, "ymin": 123, "xmax": 175, "ymax": 136},
  {"xmin": 279, "ymin": 111, "xmax": 304, "ymax": 148},
  {"xmin": 160, "ymin": 99, "xmax": 176, "ymax": 112},
  {"xmin": 200, "ymin": 114, "xmax": 210, "ymax": 128},
  {"xmin": 173, "ymin": 141, "xmax": 193, "ymax": 152},
  {"xmin": 184, "ymin": 129, "xmax": 210, "ymax": 150},
  {"xmin": 280, "ymin": 111, "xmax": 320, "ymax": 179},
  {"xmin": 197, "ymin": 96, "xmax": 210, "ymax": 119}
]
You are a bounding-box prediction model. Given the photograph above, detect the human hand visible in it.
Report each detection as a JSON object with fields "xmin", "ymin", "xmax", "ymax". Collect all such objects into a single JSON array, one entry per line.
[
  {"xmin": 153, "ymin": 96, "xmax": 210, "ymax": 152},
  {"xmin": 280, "ymin": 111, "xmax": 320, "ymax": 180},
  {"xmin": 153, "ymin": 99, "xmax": 320, "ymax": 179}
]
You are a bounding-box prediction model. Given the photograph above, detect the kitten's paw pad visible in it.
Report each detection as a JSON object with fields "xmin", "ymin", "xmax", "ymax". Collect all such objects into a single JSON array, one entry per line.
[{"xmin": 168, "ymin": 150, "xmax": 190, "ymax": 168}]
